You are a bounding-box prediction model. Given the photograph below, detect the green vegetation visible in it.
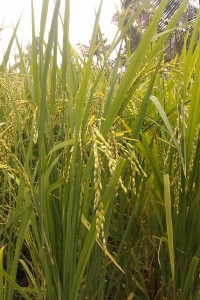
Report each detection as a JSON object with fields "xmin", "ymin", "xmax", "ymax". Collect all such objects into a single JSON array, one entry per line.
[{"xmin": 0, "ymin": 0, "xmax": 199, "ymax": 299}]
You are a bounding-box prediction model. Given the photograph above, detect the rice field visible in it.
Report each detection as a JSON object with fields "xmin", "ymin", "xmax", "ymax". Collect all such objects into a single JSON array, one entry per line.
[{"xmin": 0, "ymin": 0, "xmax": 199, "ymax": 299}]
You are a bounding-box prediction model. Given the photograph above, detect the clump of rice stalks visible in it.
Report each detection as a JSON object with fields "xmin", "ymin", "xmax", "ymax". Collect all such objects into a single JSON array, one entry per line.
[{"xmin": 0, "ymin": 0, "xmax": 199, "ymax": 299}]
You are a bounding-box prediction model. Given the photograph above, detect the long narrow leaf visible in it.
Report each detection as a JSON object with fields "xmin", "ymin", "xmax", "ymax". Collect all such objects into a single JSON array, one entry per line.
[{"xmin": 163, "ymin": 174, "xmax": 175, "ymax": 283}]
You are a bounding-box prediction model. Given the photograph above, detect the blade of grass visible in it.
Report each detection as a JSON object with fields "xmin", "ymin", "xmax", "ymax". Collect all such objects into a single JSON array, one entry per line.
[
  {"xmin": 138, "ymin": 135, "xmax": 163, "ymax": 194},
  {"xmin": 15, "ymin": 36, "xmax": 35, "ymax": 103},
  {"xmin": 0, "ymin": 246, "xmax": 5, "ymax": 300},
  {"xmin": 148, "ymin": 0, "xmax": 188, "ymax": 62},
  {"xmin": 47, "ymin": 139, "xmax": 74, "ymax": 157},
  {"xmin": 182, "ymin": 256, "xmax": 199, "ymax": 299},
  {"xmin": 31, "ymin": 0, "xmax": 40, "ymax": 104},
  {"xmin": 0, "ymin": 17, "xmax": 21, "ymax": 71},
  {"xmin": 0, "ymin": 203, "xmax": 32, "ymax": 236},
  {"xmin": 19, "ymin": 259, "xmax": 39, "ymax": 297},
  {"xmin": 37, "ymin": 0, "xmax": 61, "ymax": 248},
  {"xmin": 163, "ymin": 174, "xmax": 175, "ymax": 284},
  {"xmin": 7, "ymin": 203, "xmax": 32, "ymax": 299},
  {"xmin": 0, "ymin": 269, "xmax": 31, "ymax": 300},
  {"xmin": 43, "ymin": 0, "xmax": 61, "ymax": 85},
  {"xmin": 131, "ymin": 55, "xmax": 163, "ymax": 140},
  {"xmin": 101, "ymin": 0, "xmax": 168, "ymax": 137},
  {"xmin": 75, "ymin": 1, "xmax": 103, "ymax": 139},
  {"xmin": 150, "ymin": 95, "xmax": 186, "ymax": 176},
  {"xmin": 186, "ymin": 42, "xmax": 200, "ymax": 167},
  {"xmin": 70, "ymin": 158, "xmax": 126, "ymax": 299}
]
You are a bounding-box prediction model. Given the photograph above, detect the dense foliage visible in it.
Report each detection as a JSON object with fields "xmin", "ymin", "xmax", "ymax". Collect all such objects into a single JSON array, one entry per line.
[{"xmin": 0, "ymin": 0, "xmax": 199, "ymax": 299}]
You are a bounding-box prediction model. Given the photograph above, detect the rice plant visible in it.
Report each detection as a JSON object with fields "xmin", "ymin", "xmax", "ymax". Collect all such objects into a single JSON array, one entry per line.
[{"xmin": 0, "ymin": 0, "xmax": 199, "ymax": 299}]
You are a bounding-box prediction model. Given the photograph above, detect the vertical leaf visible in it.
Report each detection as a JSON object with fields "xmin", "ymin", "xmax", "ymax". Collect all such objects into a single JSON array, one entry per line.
[
  {"xmin": 163, "ymin": 174, "xmax": 175, "ymax": 283},
  {"xmin": 0, "ymin": 246, "xmax": 5, "ymax": 299},
  {"xmin": 0, "ymin": 17, "xmax": 21, "ymax": 71},
  {"xmin": 182, "ymin": 256, "xmax": 199, "ymax": 299},
  {"xmin": 186, "ymin": 43, "xmax": 200, "ymax": 167}
]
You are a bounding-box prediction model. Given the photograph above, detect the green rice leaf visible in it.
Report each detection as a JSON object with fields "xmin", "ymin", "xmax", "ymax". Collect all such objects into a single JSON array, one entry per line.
[
  {"xmin": 163, "ymin": 174, "xmax": 175, "ymax": 283},
  {"xmin": 0, "ymin": 269, "xmax": 31, "ymax": 300},
  {"xmin": 0, "ymin": 246, "xmax": 6, "ymax": 299}
]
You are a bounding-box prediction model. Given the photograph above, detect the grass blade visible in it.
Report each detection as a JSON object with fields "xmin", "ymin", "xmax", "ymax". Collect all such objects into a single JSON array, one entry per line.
[
  {"xmin": 163, "ymin": 174, "xmax": 175, "ymax": 284},
  {"xmin": 0, "ymin": 269, "xmax": 31, "ymax": 300},
  {"xmin": 0, "ymin": 17, "xmax": 21, "ymax": 71},
  {"xmin": 0, "ymin": 246, "xmax": 5, "ymax": 299},
  {"xmin": 182, "ymin": 256, "xmax": 199, "ymax": 299}
]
